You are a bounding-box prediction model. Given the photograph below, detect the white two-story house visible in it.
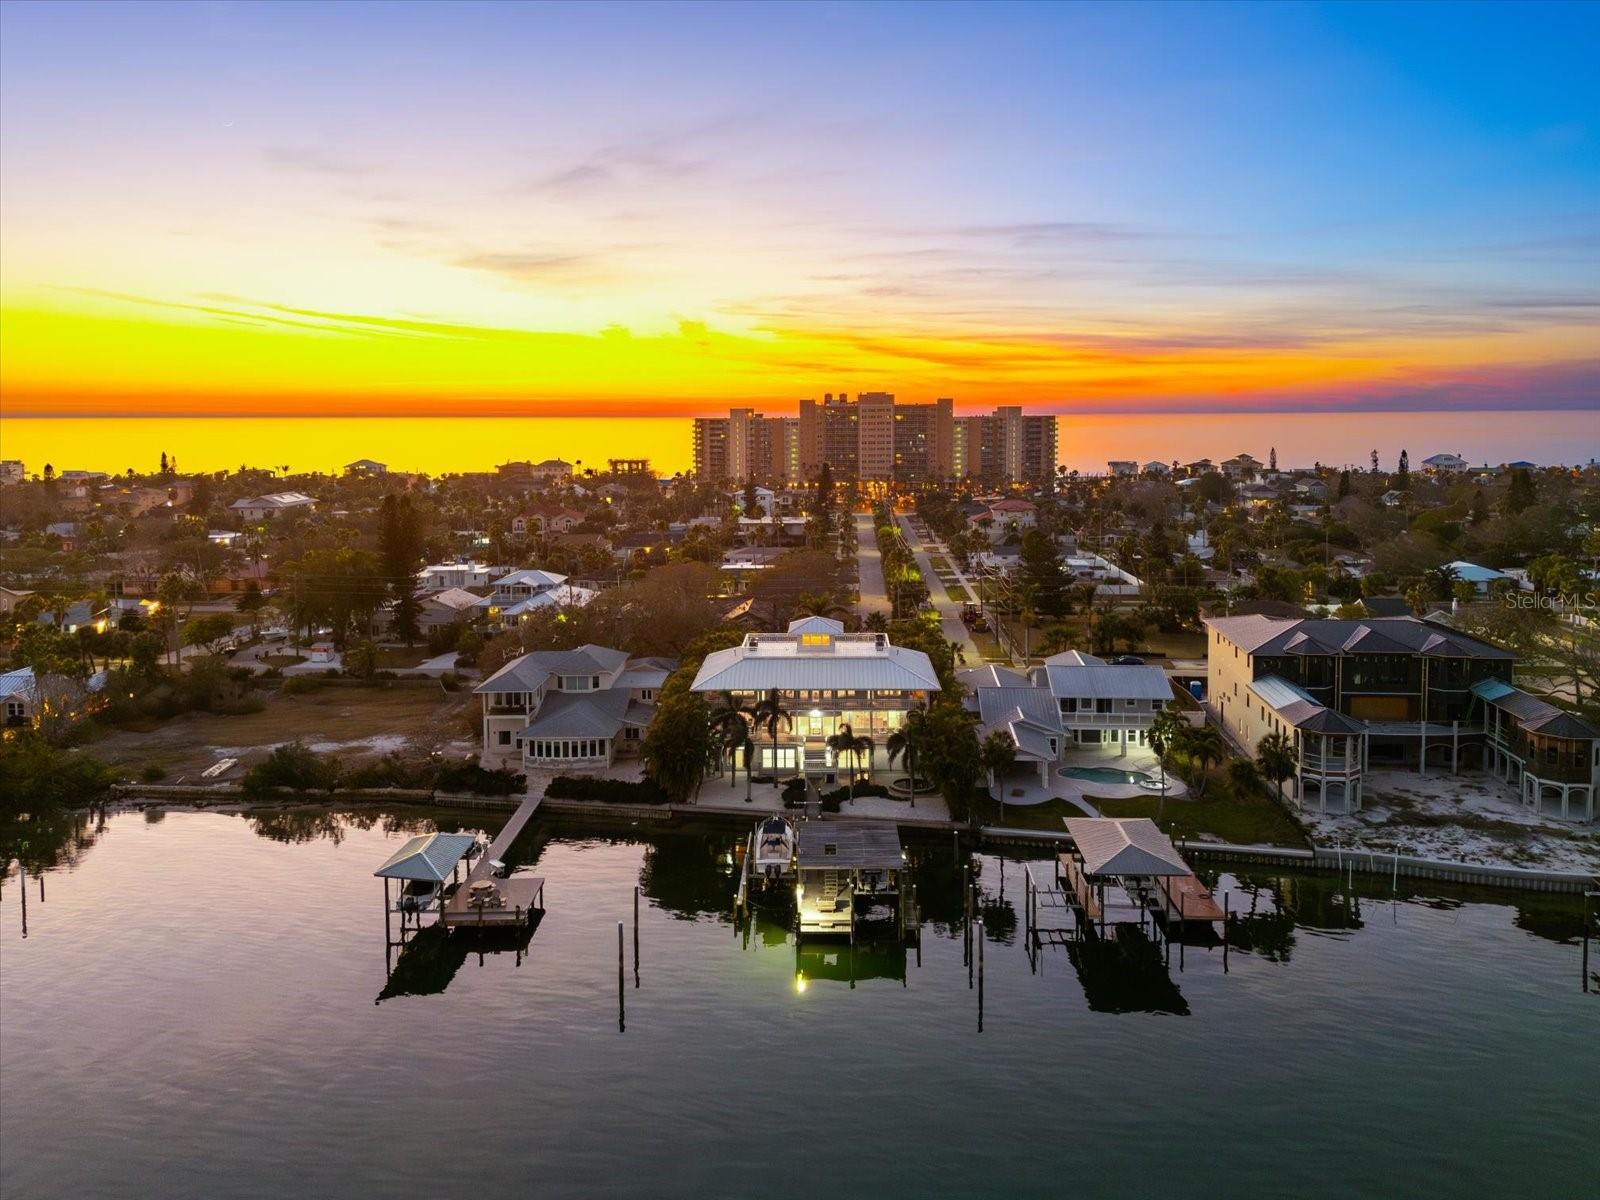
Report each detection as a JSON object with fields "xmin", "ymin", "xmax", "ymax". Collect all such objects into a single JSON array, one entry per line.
[{"xmin": 475, "ymin": 645, "xmax": 675, "ymax": 770}]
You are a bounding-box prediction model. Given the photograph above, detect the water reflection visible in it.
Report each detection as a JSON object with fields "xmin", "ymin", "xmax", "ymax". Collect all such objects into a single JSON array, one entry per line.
[{"xmin": 378, "ymin": 918, "xmax": 542, "ymax": 1004}]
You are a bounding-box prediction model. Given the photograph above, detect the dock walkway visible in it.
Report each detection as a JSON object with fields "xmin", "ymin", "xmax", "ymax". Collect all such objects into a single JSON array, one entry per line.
[{"xmin": 443, "ymin": 790, "xmax": 546, "ymax": 929}]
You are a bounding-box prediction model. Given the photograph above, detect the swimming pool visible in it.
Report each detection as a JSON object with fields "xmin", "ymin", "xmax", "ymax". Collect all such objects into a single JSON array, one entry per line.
[{"xmin": 1060, "ymin": 766, "xmax": 1159, "ymax": 786}]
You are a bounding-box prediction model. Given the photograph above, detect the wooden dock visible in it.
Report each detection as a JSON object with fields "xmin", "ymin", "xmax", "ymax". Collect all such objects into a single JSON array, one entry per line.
[
  {"xmin": 443, "ymin": 790, "xmax": 545, "ymax": 928},
  {"xmin": 441, "ymin": 874, "xmax": 545, "ymax": 928},
  {"xmin": 468, "ymin": 791, "xmax": 542, "ymax": 883},
  {"xmin": 1156, "ymin": 871, "xmax": 1226, "ymax": 924}
]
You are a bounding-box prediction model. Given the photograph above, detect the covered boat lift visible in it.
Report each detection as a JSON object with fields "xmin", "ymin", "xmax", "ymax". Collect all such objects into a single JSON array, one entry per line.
[
  {"xmin": 1056, "ymin": 817, "xmax": 1226, "ymax": 941},
  {"xmin": 794, "ymin": 820, "xmax": 914, "ymax": 942}
]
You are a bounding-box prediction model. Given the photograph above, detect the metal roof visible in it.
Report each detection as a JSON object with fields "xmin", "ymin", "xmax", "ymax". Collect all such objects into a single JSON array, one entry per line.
[
  {"xmin": 374, "ymin": 833, "xmax": 478, "ymax": 883},
  {"xmin": 1065, "ymin": 818, "xmax": 1189, "ymax": 878},
  {"xmin": 957, "ymin": 664, "xmax": 1033, "ymax": 689},
  {"xmin": 1034, "ymin": 663, "xmax": 1173, "ymax": 702},
  {"xmin": 1472, "ymin": 679, "xmax": 1600, "ymax": 739},
  {"xmin": 786, "ymin": 615, "xmax": 847, "ymax": 636},
  {"xmin": 1249, "ymin": 676, "xmax": 1364, "ymax": 734},
  {"xmin": 796, "ymin": 821, "xmax": 904, "ymax": 871},
  {"xmin": 975, "ymin": 686, "xmax": 1063, "ymax": 734},
  {"xmin": 690, "ymin": 644, "xmax": 939, "ymax": 694}
]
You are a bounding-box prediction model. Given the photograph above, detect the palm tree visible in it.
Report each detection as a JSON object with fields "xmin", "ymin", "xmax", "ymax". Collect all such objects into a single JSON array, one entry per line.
[
  {"xmin": 748, "ymin": 689, "xmax": 792, "ymax": 787},
  {"xmin": 1148, "ymin": 707, "xmax": 1185, "ymax": 810},
  {"xmin": 724, "ymin": 721, "xmax": 755, "ymax": 802},
  {"xmin": 1256, "ymin": 731, "xmax": 1297, "ymax": 802},
  {"xmin": 886, "ymin": 703, "xmax": 930, "ymax": 809},
  {"xmin": 979, "ymin": 730, "xmax": 1017, "ymax": 821},
  {"xmin": 826, "ymin": 723, "xmax": 857, "ymax": 792},
  {"xmin": 852, "ymin": 732, "xmax": 875, "ymax": 786},
  {"xmin": 706, "ymin": 691, "xmax": 748, "ymax": 782},
  {"xmin": 1183, "ymin": 724, "xmax": 1227, "ymax": 795}
]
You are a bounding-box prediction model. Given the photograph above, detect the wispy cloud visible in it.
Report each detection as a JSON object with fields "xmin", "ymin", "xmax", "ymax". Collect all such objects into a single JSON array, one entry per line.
[{"xmin": 262, "ymin": 146, "xmax": 373, "ymax": 177}]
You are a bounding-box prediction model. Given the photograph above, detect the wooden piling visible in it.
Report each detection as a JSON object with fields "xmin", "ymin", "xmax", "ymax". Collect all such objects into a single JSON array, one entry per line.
[
  {"xmin": 617, "ymin": 921, "xmax": 625, "ymax": 1031},
  {"xmin": 633, "ymin": 885, "xmax": 641, "ymax": 988}
]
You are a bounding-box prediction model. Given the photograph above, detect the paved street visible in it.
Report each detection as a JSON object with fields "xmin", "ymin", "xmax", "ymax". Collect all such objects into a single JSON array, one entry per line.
[
  {"xmin": 854, "ymin": 511, "xmax": 892, "ymax": 618},
  {"xmin": 895, "ymin": 514, "xmax": 982, "ymax": 664}
]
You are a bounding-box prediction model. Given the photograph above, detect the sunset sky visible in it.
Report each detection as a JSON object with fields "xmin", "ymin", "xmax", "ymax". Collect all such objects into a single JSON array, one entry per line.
[{"xmin": 2, "ymin": 0, "xmax": 1597, "ymax": 419}]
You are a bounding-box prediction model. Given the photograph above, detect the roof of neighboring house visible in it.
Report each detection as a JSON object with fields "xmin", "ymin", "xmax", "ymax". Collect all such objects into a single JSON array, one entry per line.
[
  {"xmin": 973, "ymin": 685, "xmax": 1063, "ymax": 734},
  {"xmin": 1357, "ymin": 597, "xmax": 1413, "ymax": 617},
  {"xmin": 0, "ymin": 667, "xmax": 37, "ymax": 701},
  {"xmin": 1066, "ymin": 818, "xmax": 1190, "ymax": 877},
  {"xmin": 422, "ymin": 587, "xmax": 482, "ymax": 613},
  {"xmin": 345, "ymin": 458, "xmax": 386, "ymax": 469},
  {"xmin": 1033, "ymin": 662, "xmax": 1173, "ymax": 702},
  {"xmin": 615, "ymin": 658, "xmax": 677, "ymax": 689},
  {"xmin": 491, "ymin": 569, "xmax": 568, "ymax": 589},
  {"xmin": 474, "ymin": 644, "xmax": 630, "ymax": 694},
  {"xmin": 988, "ymin": 498, "xmax": 1037, "ymax": 512},
  {"xmin": 518, "ymin": 688, "xmax": 635, "ymax": 739},
  {"xmin": 373, "ymin": 833, "xmax": 478, "ymax": 883},
  {"xmin": 1042, "ymin": 649, "xmax": 1105, "ymax": 666},
  {"xmin": 230, "ymin": 491, "xmax": 315, "ymax": 509},
  {"xmin": 1249, "ymin": 675, "xmax": 1364, "ymax": 734},
  {"xmin": 796, "ymin": 820, "xmax": 904, "ymax": 871},
  {"xmin": 1446, "ymin": 561, "xmax": 1510, "ymax": 584},
  {"xmin": 495, "ymin": 584, "xmax": 597, "ymax": 615},
  {"xmin": 1471, "ymin": 679, "xmax": 1600, "ymax": 740},
  {"xmin": 956, "ymin": 664, "xmax": 1032, "ymax": 689},
  {"xmin": 1205, "ymin": 615, "xmax": 1511, "ymax": 659},
  {"xmin": 1423, "ymin": 453, "xmax": 1466, "ymax": 465}
]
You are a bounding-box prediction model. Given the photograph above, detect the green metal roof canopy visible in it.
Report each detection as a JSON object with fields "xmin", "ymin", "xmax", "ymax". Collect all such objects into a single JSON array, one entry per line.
[{"xmin": 374, "ymin": 833, "xmax": 479, "ymax": 883}]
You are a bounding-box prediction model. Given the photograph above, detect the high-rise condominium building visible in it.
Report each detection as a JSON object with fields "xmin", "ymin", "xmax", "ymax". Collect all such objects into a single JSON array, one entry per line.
[
  {"xmin": 693, "ymin": 410, "xmax": 798, "ymax": 483},
  {"xmin": 953, "ymin": 407, "xmax": 1058, "ymax": 484},
  {"xmin": 694, "ymin": 394, "xmax": 1052, "ymax": 483}
]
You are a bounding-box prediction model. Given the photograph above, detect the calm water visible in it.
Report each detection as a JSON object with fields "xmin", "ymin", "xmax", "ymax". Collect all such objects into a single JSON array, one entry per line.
[
  {"xmin": 1, "ymin": 808, "xmax": 1594, "ymax": 1200},
  {"xmin": 3, "ymin": 410, "xmax": 1596, "ymax": 478}
]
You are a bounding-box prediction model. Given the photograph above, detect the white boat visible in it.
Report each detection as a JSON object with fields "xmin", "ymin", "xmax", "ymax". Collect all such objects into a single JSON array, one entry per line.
[{"xmin": 752, "ymin": 816, "xmax": 796, "ymax": 881}]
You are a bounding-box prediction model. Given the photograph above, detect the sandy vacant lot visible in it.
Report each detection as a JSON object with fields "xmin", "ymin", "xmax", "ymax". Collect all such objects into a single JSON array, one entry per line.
[{"xmin": 86, "ymin": 686, "xmax": 476, "ymax": 782}]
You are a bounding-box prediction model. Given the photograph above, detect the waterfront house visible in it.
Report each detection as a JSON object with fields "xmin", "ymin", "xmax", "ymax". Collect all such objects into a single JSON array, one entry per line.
[
  {"xmin": 344, "ymin": 458, "xmax": 388, "ymax": 477},
  {"xmin": 958, "ymin": 664, "xmax": 1063, "ymax": 786},
  {"xmin": 1203, "ymin": 614, "xmax": 1596, "ymax": 821},
  {"xmin": 230, "ymin": 492, "xmax": 316, "ymax": 521},
  {"xmin": 689, "ymin": 617, "xmax": 940, "ymax": 775},
  {"xmin": 1030, "ymin": 650, "xmax": 1174, "ymax": 755},
  {"xmin": 1107, "ymin": 460, "xmax": 1139, "ymax": 477},
  {"xmin": 1422, "ymin": 452, "xmax": 1469, "ymax": 473},
  {"xmin": 474, "ymin": 645, "xmax": 673, "ymax": 768}
]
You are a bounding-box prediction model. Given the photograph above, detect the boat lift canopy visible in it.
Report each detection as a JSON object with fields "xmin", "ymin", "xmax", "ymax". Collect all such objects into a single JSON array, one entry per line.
[
  {"xmin": 373, "ymin": 833, "xmax": 479, "ymax": 883},
  {"xmin": 1064, "ymin": 818, "xmax": 1189, "ymax": 878}
]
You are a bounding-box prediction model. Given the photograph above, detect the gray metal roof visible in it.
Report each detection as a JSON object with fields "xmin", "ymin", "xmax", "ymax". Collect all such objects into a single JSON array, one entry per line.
[
  {"xmin": 1033, "ymin": 663, "xmax": 1173, "ymax": 702},
  {"xmin": 475, "ymin": 644, "xmax": 629, "ymax": 694},
  {"xmin": 1249, "ymin": 676, "xmax": 1364, "ymax": 734},
  {"xmin": 1472, "ymin": 679, "xmax": 1600, "ymax": 739},
  {"xmin": 957, "ymin": 664, "xmax": 1032, "ymax": 689},
  {"xmin": 797, "ymin": 821, "xmax": 904, "ymax": 871},
  {"xmin": 374, "ymin": 833, "xmax": 478, "ymax": 883},
  {"xmin": 1206, "ymin": 615, "xmax": 1511, "ymax": 660},
  {"xmin": 518, "ymin": 689, "xmax": 633, "ymax": 739},
  {"xmin": 975, "ymin": 686, "xmax": 1063, "ymax": 734},
  {"xmin": 1065, "ymin": 818, "xmax": 1189, "ymax": 878}
]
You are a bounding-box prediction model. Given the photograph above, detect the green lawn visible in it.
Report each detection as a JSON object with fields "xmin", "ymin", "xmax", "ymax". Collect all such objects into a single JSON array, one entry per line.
[
  {"xmin": 375, "ymin": 646, "xmax": 433, "ymax": 669},
  {"xmin": 1096, "ymin": 785, "xmax": 1308, "ymax": 848}
]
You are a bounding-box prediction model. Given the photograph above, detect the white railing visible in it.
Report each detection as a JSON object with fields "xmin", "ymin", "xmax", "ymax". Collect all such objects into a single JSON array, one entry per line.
[{"xmin": 1060, "ymin": 712, "xmax": 1156, "ymax": 729}]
